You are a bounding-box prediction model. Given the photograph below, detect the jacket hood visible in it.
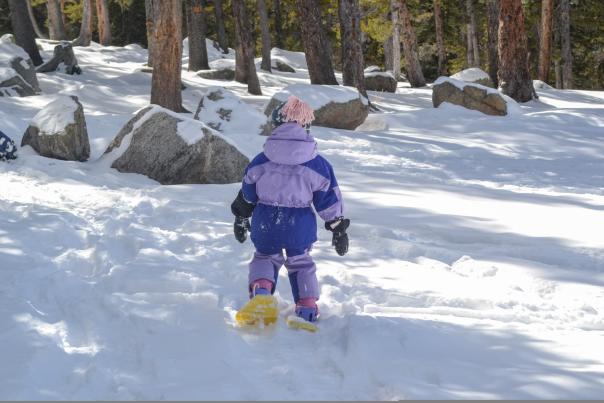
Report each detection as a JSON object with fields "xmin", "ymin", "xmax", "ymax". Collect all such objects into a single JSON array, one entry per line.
[{"xmin": 263, "ymin": 122, "xmax": 317, "ymax": 165}]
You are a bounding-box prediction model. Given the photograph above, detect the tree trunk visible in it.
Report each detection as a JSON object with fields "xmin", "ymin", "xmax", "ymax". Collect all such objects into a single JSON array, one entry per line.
[
  {"xmin": 47, "ymin": 0, "xmax": 67, "ymax": 40},
  {"xmin": 257, "ymin": 0, "xmax": 272, "ymax": 72},
  {"xmin": 186, "ymin": 0, "xmax": 210, "ymax": 71},
  {"xmin": 486, "ymin": 0, "xmax": 499, "ymax": 86},
  {"xmin": 433, "ymin": 0, "xmax": 446, "ymax": 76},
  {"xmin": 73, "ymin": 0, "xmax": 93, "ymax": 46},
  {"xmin": 390, "ymin": 0, "xmax": 401, "ymax": 80},
  {"xmin": 554, "ymin": 59, "xmax": 561, "ymax": 89},
  {"xmin": 339, "ymin": 0, "xmax": 366, "ymax": 98},
  {"xmin": 96, "ymin": 0, "xmax": 111, "ymax": 46},
  {"xmin": 498, "ymin": 0, "xmax": 534, "ymax": 102},
  {"xmin": 559, "ymin": 0, "xmax": 572, "ymax": 89},
  {"xmin": 384, "ymin": 36, "xmax": 393, "ymax": 72},
  {"xmin": 213, "ymin": 0, "xmax": 228, "ymax": 53},
  {"xmin": 26, "ymin": 0, "xmax": 48, "ymax": 39},
  {"xmin": 150, "ymin": 0, "xmax": 184, "ymax": 112},
  {"xmin": 8, "ymin": 0, "xmax": 43, "ymax": 66},
  {"xmin": 232, "ymin": 0, "xmax": 262, "ymax": 95},
  {"xmin": 537, "ymin": 0, "xmax": 553, "ymax": 82},
  {"xmin": 465, "ymin": 0, "xmax": 480, "ymax": 67},
  {"xmin": 273, "ymin": 0, "xmax": 283, "ymax": 49},
  {"xmin": 145, "ymin": 0, "xmax": 156, "ymax": 67},
  {"xmin": 295, "ymin": 0, "xmax": 338, "ymax": 85},
  {"xmin": 399, "ymin": 0, "xmax": 425, "ymax": 87}
]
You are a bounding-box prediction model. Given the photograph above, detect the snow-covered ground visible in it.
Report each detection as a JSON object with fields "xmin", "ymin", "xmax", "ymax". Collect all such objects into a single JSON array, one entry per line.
[{"xmin": 1, "ymin": 40, "xmax": 603, "ymax": 400}]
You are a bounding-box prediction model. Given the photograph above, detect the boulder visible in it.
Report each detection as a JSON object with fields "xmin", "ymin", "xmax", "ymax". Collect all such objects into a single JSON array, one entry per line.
[
  {"xmin": 104, "ymin": 106, "xmax": 249, "ymax": 185},
  {"xmin": 451, "ymin": 68, "xmax": 494, "ymax": 88},
  {"xmin": 264, "ymin": 84, "xmax": 369, "ymax": 131},
  {"xmin": 0, "ymin": 42, "xmax": 40, "ymax": 97},
  {"xmin": 365, "ymin": 71, "xmax": 397, "ymax": 92},
  {"xmin": 197, "ymin": 68, "xmax": 235, "ymax": 81},
  {"xmin": 274, "ymin": 60, "xmax": 295, "ymax": 73},
  {"xmin": 0, "ymin": 34, "xmax": 15, "ymax": 44},
  {"xmin": 364, "ymin": 65, "xmax": 381, "ymax": 74},
  {"xmin": 22, "ymin": 95, "xmax": 91, "ymax": 161},
  {"xmin": 37, "ymin": 42, "xmax": 81, "ymax": 75},
  {"xmin": 193, "ymin": 87, "xmax": 270, "ymax": 135},
  {"xmin": 533, "ymin": 80, "xmax": 553, "ymax": 90},
  {"xmin": 432, "ymin": 77, "xmax": 508, "ymax": 116}
]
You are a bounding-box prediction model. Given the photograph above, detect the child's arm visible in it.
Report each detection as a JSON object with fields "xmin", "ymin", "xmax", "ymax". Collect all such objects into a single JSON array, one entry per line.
[{"xmin": 230, "ymin": 153, "xmax": 267, "ymax": 243}]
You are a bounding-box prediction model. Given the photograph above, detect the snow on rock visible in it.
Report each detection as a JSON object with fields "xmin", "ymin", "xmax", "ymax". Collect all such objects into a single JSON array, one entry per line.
[
  {"xmin": 264, "ymin": 84, "xmax": 370, "ymax": 130},
  {"xmin": 22, "ymin": 95, "xmax": 90, "ymax": 161},
  {"xmin": 364, "ymin": 65, "xmax": 382, "ymax": 73},
  {"xmin": 451, "ymin": 67, "xmax": 494, "ymax": 88},
  {"xmin": 0, "ymin": 42, "xmax": 39, "ymax": 97},
  {"xmin": 183, "ymin": 38, "xmax": 235, "ymax": 63},
  {"xmin": 270, "ymin": 48, "xmax": 308, "ymax": 70},
  {"xmin": 533, "ymin": 80, "xmax": 554, "ymax": 90},
  {"xmin": 193, "ymin": 86, "xmax": 271, "ymax": 136},
  {"xmin": 103, "ymin": 105, "xmax": 249, "ymax": 184},
  {"xmin": 365, "ymin": 70, "xmax": 397, "ymax": 92},
  {"xmin": 37, "ymin": 42, "xmax": 81, "ymax": 75},
  {"xmin": 433, "ymin": 76, "xmax": 511, "ymax": 116}
]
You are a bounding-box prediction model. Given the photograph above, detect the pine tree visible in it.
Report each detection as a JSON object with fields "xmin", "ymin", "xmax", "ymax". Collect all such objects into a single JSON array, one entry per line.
[
  {"xmin": 465, "ymin": 0, "xmax": 480, "ymax": 68},
  {"xmin": 257, "ymin": 0, "xmax": 272, "ymax": 72},
  {"xmin": 26, "ymin": 0, "xmax": 47, "ymax": 39},
  {"xmin": 145, "ymin": 0, "xmax": 156, "ymax": 67},
  {"xmin": 295, "ymin": 0, "xmax": 338, "ymax": 85},
  {"xmin": 232, "ymin": 0, "xmax": 262, "ymax": 95},
  {"xmin": 213, "ymin": 0, "xmax": 228, "ymax": 53},
  {"xmin": 498, "ymin": 0, "xmax": 534, "ymax": 102},
  {"xmin": 559, "ymin": 0, "xmax": 572, "ymax": 89},
  {"xmin": 186, "ymin": 0, "xmax": 210, "ymax": 71},
  {"xmin": 339, "ymin": 0, "xmax": 366, "ymax": 97},
  {"xmin": 273, "ymin": 0, "xmax": 284, "ymax": 49},
  {"xmin": 487, "ymin": 0, "xmax": 500, "ymax": 86},
  {"xmin": 433, "ymin": 0, "xmax": 447, "ymax": 76},
  {"xmin": 73, "ymin": 0, "xmax": 93, "ymax": 46},
  {"xmin": 96, "ymin": 0, "xmax": 111, "ymax": 46},
  {"xmin": 8, "ymin": 0, "xmax": 43, "ymax": 66},
  {"xmin": 399, "ymin": 0, "xmax": 425, "ymax": 87},
  {"xmin": 391, "ymin": 0, "xmax": 401, "ymax": 80},
  {"xmin": 47, "ymin": 0, "xmax": 67, "ymax": 40},
  {"xmin": 150, "ymin": 0, "xmax": 184, "ymax": 112}
]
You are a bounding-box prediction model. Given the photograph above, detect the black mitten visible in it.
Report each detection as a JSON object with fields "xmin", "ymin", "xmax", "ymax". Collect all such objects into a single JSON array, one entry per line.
[
  {"xmin": 325, "ymin": 218, "xmax": 350, "ymax": 256},
  {"xmin": 234, "ymin": 216, "xmax": 250, "ymax": 243}
]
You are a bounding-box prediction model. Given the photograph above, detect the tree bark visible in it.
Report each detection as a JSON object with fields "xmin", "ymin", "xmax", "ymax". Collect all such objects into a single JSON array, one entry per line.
[
  {"xmin": 537, "ymin": 0, "xmax": 553, "ymax": 82},
  {"xmin": 295, "ymin": 0, "xmax": 338, "ymax": 85},
  {"xmin": 26, "ymin": 0, "xmax": 48, "ymax": 39},
  {"xmin": 47, "ymin": 0, "xmax": 67, "ymax": 40},
  {"xmin": 213, "ymin": 0, "xmax": 228, "ymax": 53},
  {"xmin": 399, "ymin": 0, "xmax": 425, "ymax": 87},
  {"xmin": 150, "ymin": 0, "xmax": 184, "ymax": 112},
  {"xmin": 73, "ymin": 0, "xmax": 93, "ymax": 47},
  {"xmin": 8, "ymin": 0, "xmax": 43, "ymax": 66},
  {"xmin": 273, "ymin": 0, "xmax": 284, "ymax": 49},
  {"xmin": 186, "ymin": 0, "xmax": 210, "ymax": 71},
  {"xmin": 232, "ymin": 0, "xmax": 262, "ymax": 95},
  {"xmin": 384, "ymin": 36, "xmax": 393, "ymax": 72},
  {"xmin": 498, "ymin": 0, "xmax": 534, "ymax": 102},
  {"xmin": 433, "ymin": 0, "xmax": 446, "ymax": 76},
  {"xmin": 145, "ymin": 0, "xmax": 156, "ymax": 67},
  {"xmin": 559, "ymin": 0, "xmax": 572, "ymax": 89},
  {"xmin": 465, "ymin": 0, "xmax": 480, "ymax": 67},
  {"xmin": 257, "ymin": 0, "xmax": 272, "ymax": 72},
  {"xmin": 486, "ymin": 0, "xmax": 499, "ymax": 86},
  {"xmin": 339, "ymin": 0, "xmax": 367, "ymax": 98},
  {"xmin": 390, "ymin": 0, "xmax": 401, "ymax": 80},
  {"xmin": 96, "ymin": 0, "xmax": 111, "ymax": 46}
]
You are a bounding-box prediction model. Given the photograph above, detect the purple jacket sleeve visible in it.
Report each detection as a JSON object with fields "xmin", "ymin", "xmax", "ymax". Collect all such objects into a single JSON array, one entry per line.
[{"xmin": 306, "ymin": 156, "xmax": 344, "ymax": 222}]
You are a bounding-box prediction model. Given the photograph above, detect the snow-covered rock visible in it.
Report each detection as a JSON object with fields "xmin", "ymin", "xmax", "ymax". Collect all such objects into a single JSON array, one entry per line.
[
  {"xmin": 37, "ymin": 42, "xmax": 81, "ymax": 75},
  {"xmin": 103, "ymin": 106, "xmax": 248, "ymax": 184},
  {"xmin": 364, "ymin": 65, "xmax": 381, "ymax": 74},
  {"xmin": 533, "ymin": 80, "xmax": 554, "ymax": 90},
  {"xmin": 432, "ymin": 77, "xmax": 508, "ymax": 116},
  {"xmin": 271, "ymin": 48, "xmax": 308, "ymax": 70},
  {"xmin": 0, "ymin": 33, "xmax": 15, "ymax": 44},
  {"xmin": 21, "ymin": 95, "xmax": 90, "ymax": 161},
  {"xmin": 451, "ymin": 67, "xmax": 494, "ymax": 88},
  {"xmin": 197, "ymin": 68, "xmax": 235, "ymax": 81},
  {"xmin": 365, "ymin": 71, "xmax": 397, "ymax": 92},
  {"xmin": 0, "ymin": 42, "xmax": 40, "ymax": 97},
  {"xmin": 193, "ymin": 87, "xmax": 270, "ymax": 135},
  {"xmin": 264, "ymin": 84, "xmax": 369, "ymax": 130}
]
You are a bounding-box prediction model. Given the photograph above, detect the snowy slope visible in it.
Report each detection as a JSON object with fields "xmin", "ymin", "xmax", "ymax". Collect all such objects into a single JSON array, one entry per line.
[{"xmin": 1, "ymin": 40, "xmax": 604, "ymax": 400}]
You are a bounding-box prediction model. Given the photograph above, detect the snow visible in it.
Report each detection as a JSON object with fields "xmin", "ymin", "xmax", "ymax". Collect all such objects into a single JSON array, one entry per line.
[
  {"xmin": 1, "ymin": 38, "xmax": 604, "ymax": 399},
  {"xmin": 30, "ymin": 96, "xmax": 78, "ymax": 135},
  {"xmin": 451, "ymin": 67, "xmax": 491, "ymax": 82},
  {"xmin": 364, "ymin": 65, "xmax": 382, "ymax": 73},
  {"xmin": 270, "ymin": 48, "xmax": 308, "ymax": 70},
  {"xmin": 534, "ymin": 79, "xmax": 554, "ymax": 90},
  {"xmin": 0, "ymin": 42, "xmax": 30, "ymax": 64},
  {"xmin": 365, "ymin": 70, "xmax": 395, "ymax": 79},
  {"xmin": 272, "ymin": 84, "xmax": 368, "ymax": 109}
]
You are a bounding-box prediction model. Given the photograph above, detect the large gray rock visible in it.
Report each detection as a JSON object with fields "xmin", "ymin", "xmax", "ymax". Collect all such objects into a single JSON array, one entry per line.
[
  {"xmin": 37, "ymin": 42, "xmax": 81, "ymax": 75},
  {"xmin": 432, "ymin": 78, "xmax": 508, "ymax": 116},
  {"xmin": 451, "ymin": 68, "xmax": 494, "ymax": 88},
  {"xmin": 365, "ymin": 71, "xmax": 397, "ymax": 92},
  {"xmin": 273, "ymin": 60, "xmax": 295, "ymax": 73},
  {"xmin": 0, "ymin": 41, "xmax": 40, "ymax": 97},
  {"xmin": 22, "ymin": 96, "xmax": 90, "ymax": 161},
  {"xmin": 197, "ymin": 68, "xmax": 235, "ymax": 81},
  {"xmin": 264, "ymin": 84, "xmax": 369, "ymax": 131},
  {"xmin": 104, "ymin": 106, "xmax": 249, "ymax": 184}
]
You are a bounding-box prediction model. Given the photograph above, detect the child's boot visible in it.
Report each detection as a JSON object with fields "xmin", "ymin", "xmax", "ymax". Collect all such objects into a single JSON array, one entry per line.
[
  {"xmin": 287, "ymin": 298, "xmax": 319, "ymax": 332},
  {"xmin": 236, "ymin": 279, "xmax": 278, "ymax": 327}
]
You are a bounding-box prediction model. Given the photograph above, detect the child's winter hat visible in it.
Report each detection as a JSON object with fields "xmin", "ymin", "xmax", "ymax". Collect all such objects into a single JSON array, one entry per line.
[{"xmin": 271, "ymin": 95, "xmax": 315, "ymax": 131}]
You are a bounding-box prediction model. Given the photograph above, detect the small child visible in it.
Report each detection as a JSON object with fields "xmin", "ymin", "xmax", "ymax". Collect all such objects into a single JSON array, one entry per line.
[
  {"xmin": 0, "ymin": 130, "xmax": 18, "ymax": 161},
  {"xmin": 231, "ymin": 95, "xmax": 350, "ymax": 325}
]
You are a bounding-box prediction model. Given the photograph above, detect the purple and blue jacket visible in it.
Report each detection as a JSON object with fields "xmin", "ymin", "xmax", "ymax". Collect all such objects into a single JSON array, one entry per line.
[{"xmin": 241, "ymin": 122, "xmax": 343, "ymax": 252}]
